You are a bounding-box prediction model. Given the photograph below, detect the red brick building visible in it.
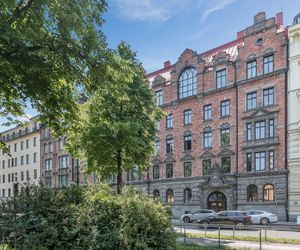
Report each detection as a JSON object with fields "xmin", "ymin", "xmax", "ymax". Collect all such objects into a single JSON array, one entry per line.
[{"xmin": 128, "ymin": 12, "xmax": 288, "ymax": 220}]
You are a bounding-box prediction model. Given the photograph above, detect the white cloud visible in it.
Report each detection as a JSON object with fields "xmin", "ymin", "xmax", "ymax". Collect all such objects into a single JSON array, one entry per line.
[
  {"xmin": 110, "ymin": 0, "xmax": 191, "ymax": 22},
  {"xmin": 111, "ymin": 0, "xmax": 235, "ymax": 23},
  {"xmin": 201, "ymin": 0, "xmax": 235, "ymax": 22}
]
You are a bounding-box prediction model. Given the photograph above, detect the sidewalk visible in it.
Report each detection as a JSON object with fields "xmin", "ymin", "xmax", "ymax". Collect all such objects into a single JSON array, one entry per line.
[{"xmin": 177, "ymin": 236, "xmax": 300, "ymax": 250}]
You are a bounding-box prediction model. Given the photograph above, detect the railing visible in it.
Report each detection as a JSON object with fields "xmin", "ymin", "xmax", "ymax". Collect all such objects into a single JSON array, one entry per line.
[{"xmin": 174, "ymin": 222, "xmax": 300, "ymax": 250}]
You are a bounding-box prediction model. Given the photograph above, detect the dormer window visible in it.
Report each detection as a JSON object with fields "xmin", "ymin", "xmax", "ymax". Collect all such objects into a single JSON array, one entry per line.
[{"xmin": 179, "ymin": 68, "xmax": 197, "ymax": 99}]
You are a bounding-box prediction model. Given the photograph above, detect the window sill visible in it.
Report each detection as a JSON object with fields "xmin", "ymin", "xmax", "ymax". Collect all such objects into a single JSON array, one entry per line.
[
  {"xmin": 183, "ymin": 123, "xmax": 192, "ymax": 127},
  {"xmin": 166, "ymin": 127, "xmax": 173, "ymax": 131},
  {"xmin": 220, "ymin": 115, "xmax": 230, "ymax": 119},
  {"xmin": 203, "ymin": 119, "xmax": 213, "ymax": 122}
]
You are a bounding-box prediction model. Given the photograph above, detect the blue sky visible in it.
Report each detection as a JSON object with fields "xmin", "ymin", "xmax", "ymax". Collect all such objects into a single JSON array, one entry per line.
[
  {"xmin": 1, "ymin": 0, "xmax": 300, "ymax": 132},
  {"xmin": 104, "ymin": 0, "xmax": 300, "ymax": 72}
]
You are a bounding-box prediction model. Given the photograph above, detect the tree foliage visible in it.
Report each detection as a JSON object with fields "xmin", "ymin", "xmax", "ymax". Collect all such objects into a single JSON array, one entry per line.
[
  {"xmin": 0, "ymin": 185, "xmax": 175, "ymax": 250},
  {"xmin": 66, "ymin": 42, "xmax": 163, "ymax": 193},
  {"xmin": 0, "ymin": 0, "xmax": 107, "ymax": 132}
]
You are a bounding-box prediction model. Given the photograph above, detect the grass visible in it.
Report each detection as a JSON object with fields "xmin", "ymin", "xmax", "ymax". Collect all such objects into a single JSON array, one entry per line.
[
  {"xmin": 182, "ymin": 232, "xmax": 300, "ymax": 245},
  {"xmin": 176, "ymin": 243, "xmax": 249, "ymax": 250}
]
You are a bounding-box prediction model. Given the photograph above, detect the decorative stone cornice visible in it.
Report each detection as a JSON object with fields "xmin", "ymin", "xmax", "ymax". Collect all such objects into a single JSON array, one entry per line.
[{"xmin": 236, "ymin": 169, "xmax": 288, "ymax": 178}]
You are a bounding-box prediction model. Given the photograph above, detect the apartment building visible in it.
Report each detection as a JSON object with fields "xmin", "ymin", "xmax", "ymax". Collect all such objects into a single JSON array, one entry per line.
[
  {"xmin": 0, "ymin": 117, "xmax": 41, "ymax": 199},
  {"xmin": 288, "ymin": 13, "xmax": 300, "ymax": 221},
  {"xmin": 40, "ymin": 126, "xmax": 96, "ymax": 188},
  {"xmin": 125, "ymin": 12, "xmax": 288, "ymax": 220}
]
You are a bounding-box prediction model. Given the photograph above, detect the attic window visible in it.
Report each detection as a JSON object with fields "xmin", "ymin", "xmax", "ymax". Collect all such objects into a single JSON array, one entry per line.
[{"xmin": 255, "ymin": 37, "xmax": 264, "ymax": 46}]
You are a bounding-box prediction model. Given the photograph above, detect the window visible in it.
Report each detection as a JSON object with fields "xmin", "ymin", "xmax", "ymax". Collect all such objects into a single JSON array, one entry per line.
[
  {"xmin": 11, "ymin": 158, "xmax": 14, "ymax": 167},
  {"xmin": 8, "ymin": 159, "xmax": 10, "ymax": 168},
  {"xmin": 203, "ymin": 131, "xmax": 212, "ymax": 148},
  {"xmin": 183, "ymin": 162, "xmax": 192, "ymax": 177},
  {"xmin": 153, "ymin": 165, "xmax": 160, "ymax": 179},
  {"xmin": 221, "ymin": 157, "xmax": 231, "ymax": 174},
  {"xmin": 59, "ymin": 138, "xmax": 65, "ymax": 150},
  {"xmin": 130, "ymin": 166, "xmax": 141, "ymax": 181},
  {"xmin": 166, "ymin": 138, "xmax": 173, "ymax": 154},
  {"xmin": 2, "ymin": 160, "xmax": 5, "ymax": 169},
  {"xmin": 247, "ymin": 185, "xmax": 258, "ymax": 202},
  {"xmin": 44, "ymin": 143, "xmax": 49, "ymax": 153},
  {"xmin": 26, "ymin": 154, "xmax": 29, "ymax": 164},
  {"xmin": 154, "ymin": 140, "xmax": 160, "ymax": 155},
  {"xmin": 255, "ymin": 152, "xmax": 266, "ymax": 171},
  {"xmin": 184, "ymin": 135, "xmax": 192, "ymax": 151},
  {"xmin": 21, "ymin": 171, "xmax": 24, "ymax": 181},
  {"xmin": 184, "ymin": 188, "xmax": 192, "ymax": 204},
  {"xmin": 26, "ymin": 139, "xmax": 29, "ymax": 149},
  {"xmin": 21, "ymin": 141, "xmax": 24, "ymax": 150},
  {"xmin": 263, "ymin": 87, "xmax": 274, "ymax": 106},
  {"xmin": 166, "ymin": 189, "xmax": 174, "ymax": 203},
  {"xmin": 220, "ymin": 100, "xmax": 230, "ymax": 117},
  {"xmin": 263, "ymin": 55, "xmax": 274, "ymax": 74},
  {"xmin": 216, "ymin": 69, "xmax": 227, "ymax": 88},
  {"xmin": 2, "ymin": 175, "xmax": 5, "ymax": 183},
  {"xmin": 21, "ymin": 156, "xmax": 24, "ymax": 166},
  {"xmin": 166, "ymin": 164, "xmax": 173, "ymax": 178},
  {"xmin": 179, "ymin": 68, "xmax": 197, "ymax": 99},
  {"xmin": 246, "ymin": 123, "xmax": 252, "ymax": 141},
  {"xmin": 204, "ymin": 104, "xmax": 212, "ymax": 120},
  {"xmin": 220, "ymin": 128, "xmax": 230, "ymax": 146},
  {"xmin": 246, "ymin": 153, "xmax": 252, "ymax": 172},
  {"xmin": 45, "ymin": 177, "xmax": 51, "ymax": 188},
  {"xmin": 26, "ymin": 170, "xmax": 30, "ymax": 180},
  {"xmin": 247, "ymin": 60, "xmax": 257, "ymax": 79},
  {"xmin": 58, "ymin": 175, "xmax": 68, "ymax": 187},
  {"xmin": 166, "ymin": 114, "xmax": 173, "ymax": 129},
  {"xmin": 269, "ymin": 150, "xmax": 274, "ymax": 170},
  {"xmin": 247, "ymin": 92, "xmax": 257, "ymax": 110},
  {"xmin": 14, "ymin": 143, "xmax": 17, "ymax": 152},
  {"xmin": 153, "ymin": 190, "xmax": 160, "ymax": 201},
  {"xmin": 14, "ymin": 157, "xmax": 17, "ymax": 167},
  {"xmin": 33, "ymin": 137, "xmax": 37, "ymax": 147},
  {"xmin": 183, "ymin": 109, "xmax": 192, "ymax": 125},
  {"xmin": 269, "ymin": 119, "xmax": 274, "ymax": 138},
  {"xmin": 59, "ymin": 156, "xmax": 68, "ymax": 169},
  {"xmin": 34, "ymin": 169, "xmax": 37, "ymax": 179},
  {"xmin": 72, "ymin": 159, "xmax": 80, "ymax": 182},
  {"xmin": 155, "ymin": 90, "xmax": 163, "ymax": 106},
  {"xmin": 156, "ymin": 122, "xmax": 160, "ymax": 131},
  {"xmin": 263, "ymin": 184, "xmax": 274, "ymax": 201},
  {"xmin": 33, "ymin": 153, "xmax": 37, "ymax": 163},
  {"xmin": 203, "ymin": 159, "xmax": 212, "ymax": 175},
  {"xmin": 255, "ymin": 121, "xmax": 265, "ymax": 140},
  {"xmin": 49, "ymin": 142, "xmax": 53, "ymax": 152}
]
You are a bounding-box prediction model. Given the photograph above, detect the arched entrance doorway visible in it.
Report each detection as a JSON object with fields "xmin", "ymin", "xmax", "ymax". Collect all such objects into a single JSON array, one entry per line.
[{"xmin": 207, "ymin": 192, "xmax": 227, "ymax": 212}]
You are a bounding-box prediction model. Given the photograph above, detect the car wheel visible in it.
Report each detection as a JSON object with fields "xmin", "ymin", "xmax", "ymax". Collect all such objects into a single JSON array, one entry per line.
[
  {"xmin": 183, "ymin": 216, "xmax": 191, "ymax": 223},
  {"xmin": 260, "ymin": 217, "xmax": 270, "ymax": 225},
  {"xmin": 200, "ymin": 221, "xmax": 209, "ymax": 227},
  {"xmin": 235, "ymin": 222, "xmax": 245, "ymax": 229}
]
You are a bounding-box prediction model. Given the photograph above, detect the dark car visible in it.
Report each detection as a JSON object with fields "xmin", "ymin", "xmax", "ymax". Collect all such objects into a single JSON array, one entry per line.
[{"xmin": 197, "ymin": 210, "xmax": 252, "ymax": 228}]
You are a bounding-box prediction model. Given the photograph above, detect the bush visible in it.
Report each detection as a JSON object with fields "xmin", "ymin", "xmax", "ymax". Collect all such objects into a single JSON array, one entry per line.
[{"xmin": 0, "ymin": 184, "xmax": 175, "ymax": 250}]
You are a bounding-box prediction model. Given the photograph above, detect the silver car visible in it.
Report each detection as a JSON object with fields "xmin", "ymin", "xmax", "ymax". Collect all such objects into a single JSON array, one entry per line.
[
  {"xmin": 180, "ymin": 209, "xmax": 216, "ymax": 223},
  {"xmin": 245, "ymin": 210, "xmax": 278, "ymax": 225}
]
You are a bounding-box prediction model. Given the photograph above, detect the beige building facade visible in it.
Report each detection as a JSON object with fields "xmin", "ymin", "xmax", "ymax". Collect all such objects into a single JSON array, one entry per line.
[
  {"xmin": 0, "ymin": 117, "xmax": 41, "ymax": 199},
  {"xmin": 288, "ymin": 14, "xmax": 300, "ymax": 221}
]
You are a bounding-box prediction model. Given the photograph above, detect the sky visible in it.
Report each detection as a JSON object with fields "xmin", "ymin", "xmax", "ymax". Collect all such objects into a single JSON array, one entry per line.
[
  {"xmin": 1, "ymin": 0, "xmax": 300, "ymax": 132},
  {"xmin": 104, "ymin": 0, "xmax": 300, "ymax": 73}
]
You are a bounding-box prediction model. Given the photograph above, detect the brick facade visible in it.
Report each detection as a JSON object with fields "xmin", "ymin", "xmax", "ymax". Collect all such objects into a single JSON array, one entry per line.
[{"xmin": 126, "ymin": 12, "xmax": 288, "ymax": 220}]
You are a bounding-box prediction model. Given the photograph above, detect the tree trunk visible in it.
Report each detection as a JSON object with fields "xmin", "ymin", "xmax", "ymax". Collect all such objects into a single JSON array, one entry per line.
[{"xmin": 116, "ymin": 150, "xmax": 122, "ymax": 194}]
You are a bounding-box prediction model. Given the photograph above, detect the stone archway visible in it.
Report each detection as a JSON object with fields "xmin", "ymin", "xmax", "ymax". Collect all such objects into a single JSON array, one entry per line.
[{"xmin": 207, "ymin": 191, "xmax": 227, "ymax": 212}]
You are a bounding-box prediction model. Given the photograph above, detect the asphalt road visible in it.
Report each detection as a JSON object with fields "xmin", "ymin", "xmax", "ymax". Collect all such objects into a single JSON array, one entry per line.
[{"xmin": 173, "ymin": 220, "xmax": 300, "ymax": 240}]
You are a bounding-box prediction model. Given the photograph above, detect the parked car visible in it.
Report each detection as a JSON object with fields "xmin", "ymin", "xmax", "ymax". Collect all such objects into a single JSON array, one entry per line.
[
  {"xmin": 245, "ymin": 210, "xmax": 278, "ymax": 225},
  {"xmin": 180, "ymin": 209, "xmax": 216, "ymax": 223},
  {"xmin": 197, "ymin": 211, "xmax": 252, "ymax": 228}
]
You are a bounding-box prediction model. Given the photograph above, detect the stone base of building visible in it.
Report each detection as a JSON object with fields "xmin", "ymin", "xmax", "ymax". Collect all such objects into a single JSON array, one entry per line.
[{"xmin": 288, "ymin": 163, "xmax": 300, "ymax": 222}]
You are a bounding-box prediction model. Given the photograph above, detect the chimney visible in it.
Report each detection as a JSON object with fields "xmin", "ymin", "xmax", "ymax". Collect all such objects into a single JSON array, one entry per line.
[
  {"xmin": 276, "ymin": 12, "xmax": 283, "ymax": 29},
  {"xmin": 164, "ymin": 61, "xmax": 171, "ymax": 68}
]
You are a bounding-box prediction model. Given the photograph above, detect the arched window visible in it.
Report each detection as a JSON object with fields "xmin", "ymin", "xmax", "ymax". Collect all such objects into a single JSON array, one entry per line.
[
  {"xmin": 184, "ymin": 188, "xmax": 192, "ymax": 204},
  {"xmin": 263, "ymin": 184, "xmax": 275, "ymax": 201},
  {"xmin": 153, "ymin": 189, "xmax": 160, "ymax": 201},
  {"xmin": 166, "ymin": 189, "xmax": 174, "ymax": 203},
  {"xmin": 179, "ymin": 68, "xmax": 197, "ymax": 99},
  {"xmin": 247, "ymin": 185, "xmax": 258, "ymax": 202}
]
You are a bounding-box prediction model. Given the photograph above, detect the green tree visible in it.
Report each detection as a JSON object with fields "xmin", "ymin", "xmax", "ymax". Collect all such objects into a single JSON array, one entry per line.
[
  {"xmin": 66, "ymin": 42, "xmax": 163, "ymax": 193},
  {"xmin": 0, "ymin": 0, "xmax": 107, "ymax": 134}
]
